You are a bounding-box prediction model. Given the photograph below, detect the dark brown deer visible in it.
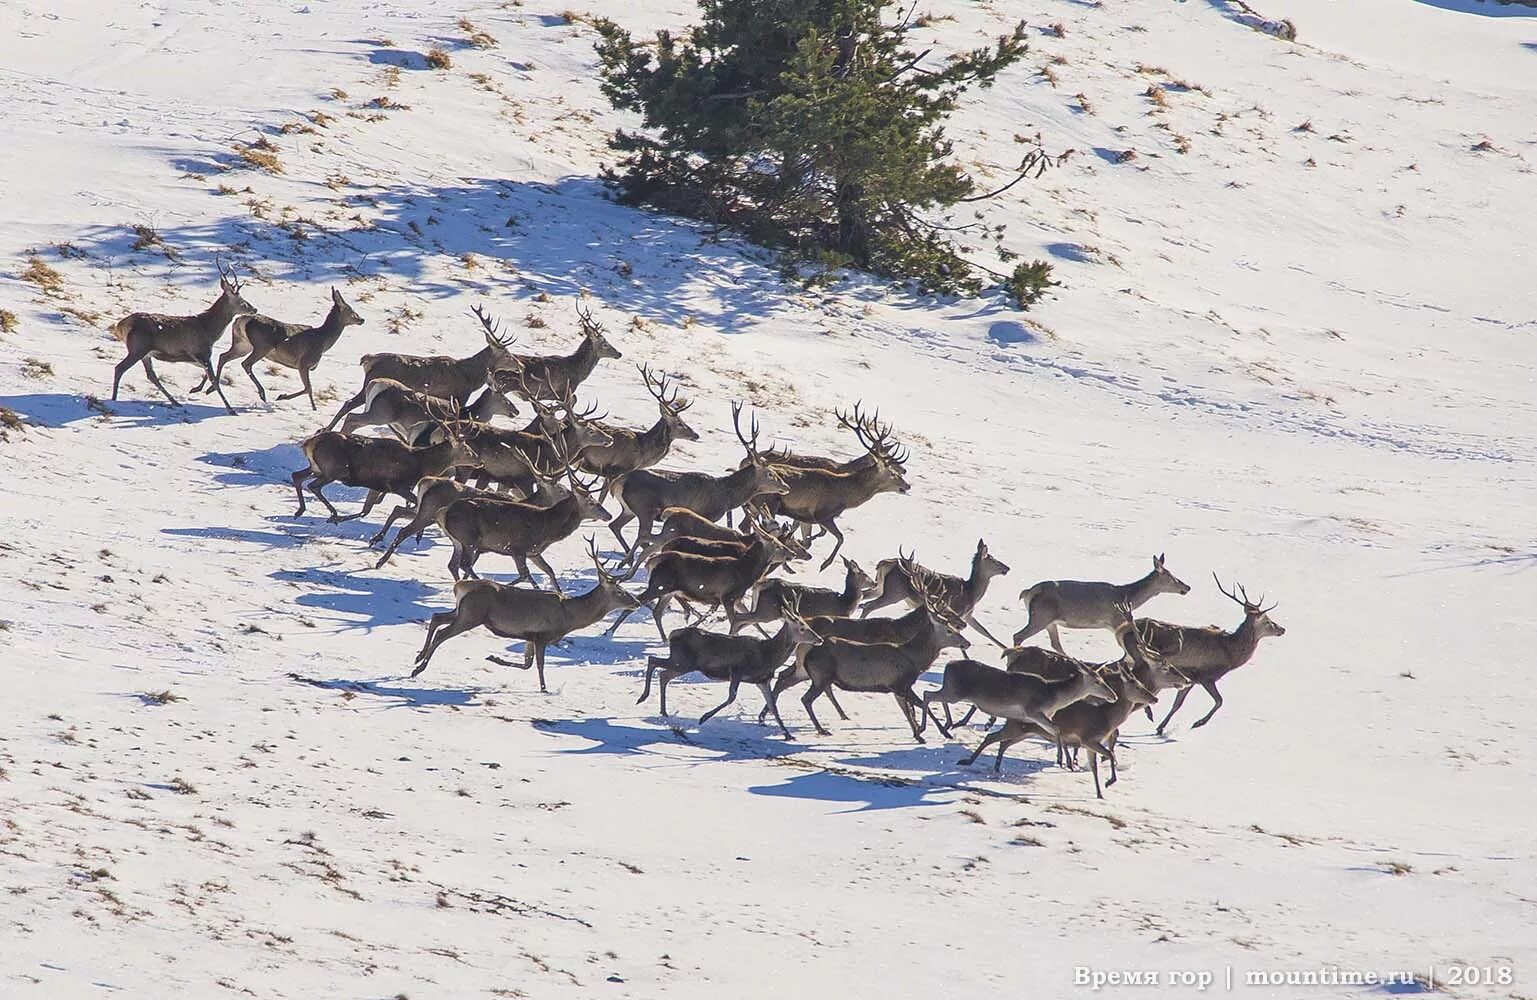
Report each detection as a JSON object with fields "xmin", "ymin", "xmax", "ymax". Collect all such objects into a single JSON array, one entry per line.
[
  {"xmin": 196, "ymin": 286, "xmax": 364, "ymax": 409},
  {"xmin": 860, "ymin": 543, "xmax": 1012, "ymax": 647},
  {"xmin": 324, "ymin": 305, "xmax": 517, "ymax": 430},
  {"xmin": 637, "ymin": 596, "xmax": 822, "ymax": 739},
  {"xmin": 607, "ymin": 403, "xmax": 789, "ymax": 556},
  {"xmin": 110, "ymin": 261, "xmax": 255, "ymax": 414},
  {"xmin": 337, "ymin": 380, "xmax": 519, "ymax": 441},
  {"xmin": 576, "ymin": 364, "xmax": 699, "ymax": 490},
  {"xmin": 484, "ymin": 301, "xmax": 623, "ymax": 402},
  {"xmin": 369, "ymin": 474, "xmax": 545, "ymax": 568},
  {"xmin": 412, "ymin": 539, "xmax": 640, "ymax": 691},
  {"xmin": 727, "ymin": 558, "xmax": 875, "ymax": 634},
  {"xmin": 630, "ymin": 506, "xmax": 760, "ymax": 563},
  {"xmin": 1137, "ymin": 576, "xmax": 1286, "ymax": 734},
  {"xmin": 1012, "ymin": 554, "xmax": 1191, "ymax": 653},
  {"xmin": 289, "ymin": 422, "xmax": 477, "ymax": 523}
]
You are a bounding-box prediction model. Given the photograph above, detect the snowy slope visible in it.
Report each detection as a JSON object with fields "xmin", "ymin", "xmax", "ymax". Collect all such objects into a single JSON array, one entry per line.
[{"xmin": 2, "ymin": 1, "xmax": 1534, "ymax": 997}]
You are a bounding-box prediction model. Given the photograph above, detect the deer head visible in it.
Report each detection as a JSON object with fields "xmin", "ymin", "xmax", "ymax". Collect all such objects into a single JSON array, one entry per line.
[
  {"xmin": 575, "ymin": 302, "xmax": 623, "ymax": 361},
  {"xmin": 331, "ymin": 286, "xmax": 366, "ymax": 328},
  {"xmin": 586, "ymin": 536, "xmax": 641, "ymax": 609},
  {"xmin": 733, "ymin": 402, "xmax": 790, "ymax": 496},
  {"xmin": 838, "ymin": 402, "xmax": 910, "ymax": 492},
  {"xmin": 216, "ymin": 259, "xmax": 257, "ymax": 316},
  {"xmin": 1214, "ymin": 575, "xmax": 1286, "ymax": 638},
  {"xmin": 1151, "ymin": 553, "xmax": 1191, "ymax": 595},
  {"xmin": 974, "ymin": 539, "xmax": 1011, "ymax": 580},
  {"xmin": 470, "ymin": 303, "xmax": 519, "ymax": 369},
  {"xmin": 640, "ymin": 364, "xmax": 699, "ymax": 441}
]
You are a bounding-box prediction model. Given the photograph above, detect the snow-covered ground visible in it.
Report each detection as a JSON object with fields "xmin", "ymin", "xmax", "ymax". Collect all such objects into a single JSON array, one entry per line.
[{"xmin": 2, "ymin": 1, "xmax": 1534, "ymax": 997}]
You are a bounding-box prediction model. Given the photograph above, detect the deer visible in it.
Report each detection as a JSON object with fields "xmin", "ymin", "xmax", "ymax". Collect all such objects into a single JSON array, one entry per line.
[
  {"xmin": 110, "ymin": 260, "xmax": 255, "ymax": 414},
  {"xmin": 797, "ymin": 580, "xmax": 971, "ymax": 743},
  {"xmin": 336, "ymin": 380, "xmax": 519, "ymax": 441},
  {"xmin": 437, "ymin": 447, "xmax": 610, "ymax": 587},
  {"xmin": 859, "ymin": 543, "xmax": 1012, "ymax": 648},
  {"xmin": 637, "ymin": 596, "xmax": 823, "ymax": 740},
  {"xmin": 576, "ymin": 364, "xmax": 699, "ymax": 491},
  {"xmin": 369, "ymin": 473, "xmax": 548, "ymax": 568},
  {"xmin": 747, "ymin": 402, "xmax": 905, "ymax": 537},
  {"xmin": 605, "ymin": 517, "xmax": 805, "ymax": 640},
  {"xmin": 1136, "ymin": 575, "xmax": 1286, "ymax": 735},
  {"xmin": 483, "ymin": 301, "xmax": 623, "ymax": 402},
  {"xmin": 756, "ymin": 405, "xmax": 910, "ymax": 570},
  {"xmin": 290, "ymin": 419, "xmax": 478, "ymax": 523},
  {"xmin": 452, "ymin": 394, "xmax": 614, "ymax": 495},
  {"xmin": 324, "ymin": 305, "xmax": 518, "ymax": 431},
  {"xmin": 924, "ymin": 657, "xmax": 1119, "ymax": 754},
  {"xmin": 1012, "ymin": 554, "xmax": 1192, "ymax": 653},
  {"xmin": 630, "ymin": 505, "xmax": 762, "ymax": 563},
  {"xmin": 412, "ymin": 539, "xmax": 640, "ymax": 691},
  {"xmin": 606, "ymin": 403, "xmax": 790, "ymax": 557},
  {"xmin": 727, "ymin": 557, "xmax": 875, "ymax": 634},
  {"xmin": 195, "ymin": 286, "xmax": 364, "ymax": 409}
]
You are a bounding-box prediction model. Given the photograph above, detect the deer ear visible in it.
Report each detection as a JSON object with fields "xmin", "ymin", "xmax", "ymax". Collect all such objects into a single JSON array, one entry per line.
[
  {"xmin": 332, "ymin": 286, "xmax": 342, "ymax": 301},
  {"xmin": 1155, "ymin": 553, "xmax": 1165, "ymax": 566}
]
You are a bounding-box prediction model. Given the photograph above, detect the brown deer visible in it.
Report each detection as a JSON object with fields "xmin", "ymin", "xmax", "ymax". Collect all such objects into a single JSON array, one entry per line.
[
  {"xmin": 1012, "ymin": 554, "xmax": 1191, "ymax": 653},
  {"xmin": 576, "ymin": 364, "xmax": 699, "ymax": 490},
  {"xmin": 110, "ymin": 261, "xmax": 255, "ymax": 414},
  {"xmin": 337, "ymin": 380, "xmax": 519, "ymax": 441},
  {"xmin": 1137, "ymin": 576, "xmax": 1286, "ymax": 734},
  {"xmin": 630, "ymin": 506, "xmax": 761, "ymax": 563},
  {"xmin": 727, "ymin": 557, "xmax": 875, "ymax": 634},
  {"xmin": 369, "ymin": 474, "xmax": 547, "ymax": 567},
  {"xmin": 196, "ymin": 286, "xmax": 363, "ymax": 409},
  {"xmin": 607, "ymin": 403, "xmax": 789, "ymax": 556},
  {"xmin": 453, "ymin": 396, "xmax": 613, "ymax": 494},
  {"xmin": 412, "ymin": 539, "xmax": 640, "ymax": 691},
  {"xmin": 482, "ymin": 302, "xmax": 623, "ymax": 402},
  {"xmin": 437, "ymin": 449, "xmax": 610, "ymax": 587},
  {"xmin": 289, "ymin": 422, "xmax": 477, "ymax": 523},
  {"xmin": 859, "ymin": 543, "xmax": 1012, "ymax": 647},
  {"xmin": 924, "ymin": 657, "xmax": 1119, "ymax": 750},
  {"xmin": 637, "ymin": 596, "xmax": 823, "ymax": 739},
  {"xmin": 324, "ymin": 305, "xmax": 518, "ymax": 430}
]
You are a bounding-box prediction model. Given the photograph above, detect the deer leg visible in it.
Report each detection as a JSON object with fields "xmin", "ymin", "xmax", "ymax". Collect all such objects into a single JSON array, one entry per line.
[
  {"xmin": 1047, "ymin": 623, "xmax": 1066, "ymax": 654},
  {"xmin": 800, "ymin": 683, "xmax": 833, "ymax": 737},
  {"xmin": 111, "ymin": 347, "xmax": 152, "ymax": 402},
  {"xmin": 1089, "ymin": 751, "xmax": 1104, "ymax": 799},
  {"xmin": 825, "ymin": 687, "xmax": 852, "ymax": 721},
  {"xmin": 277, "ymin": 367, "xmax": 317, "ymax": 410},
  {"xmin": 651, "ymin": 595, "xmax": 673, "ymax": 642},
  {"xmin": 608, "ymin": 511, "xmax": 635, "ymax": 557},
  {"xmin": 240, "ymin": 356, "xmax": 269, "ymax": 404},
  {"xmin": 967, "ymin": 614, "xmax": 1009, "ymax": 650},
  {"xmin": 961, "ymin": 725, "xmax": 1013, "ymax": 768},
  {"xmin": 199, "ymin": 356, "xmax": 236, "ymax": 414},
  {"xmin": 658, "ymin": 668, "xmax": 686, "ymax": 718},
  {"xmin": 458, "ymin": 544, "xmax": 481, "ymax": 581},
  {"xmin": 209, "ymin": 339, "xmax": 249, "ymax": 391},
  {"xmin": 914, "ymin": 689, "xmax": 952, "ymax": 740},
  {"xmin": 894, "ymin": 694, "xmax": 923, "ymax": 743},
  {"xmin": 306, "ymin": 478, "xmax": 343, "ymax": 521},
  {"xmin": 1103, "ymin": 732, "xmax": 1120, "ymax": 787},
  {"xmin": 637, "ymin": 656, "xmax": 668, "ymax": 706},
  {"xmin": 1155, "ymin": 686, "xmax": 1193, "ymax": 735},
  {"xmin": 1188, "ymin": 682, "xmax": 1224, "ymax": 729},
  {"xmin": 291, "ymin": 469, "xmax": 313, "ymax": 517},
  {"xmin": 331, "ymin": 489, "xmax": 382, "ymax": 524},
  {"xmin": 325, "ymin": 385, "xmax": 369, "ymax": 431},
  {"xmin": 757, "ymin": 683, "xmax": 793, "ymax": 740},
  {"xmin": 140, "ymin": 357, "xmax": 183, "ymax": 408},
  {"xmin": 699, "ymin": 678, "xmax": 742, "ymax": 726},
  {"xmin": 815, "ymin": 521, "xmax": 845, "ymax": 572},
  {"xmin": 762, "ymin": 666, "xmax": 803, "ymax": 724},
  {"xmin": 532, "ymin": 641, "xmax": 551, "ymax": 693},
  {"xmin": 530, "ymin": 553, "xmax": 563, "ymax": 594},
  {"xmin": 412, "ymin": 612, "xmax": 473, "ymax": 676},
  {"xmin": 954, "ymin": 705, "xmax": 980, "ymax": 728},
  {"xmin": 370, "ymin": 503, "xmax": 415, "ymax": 548}
]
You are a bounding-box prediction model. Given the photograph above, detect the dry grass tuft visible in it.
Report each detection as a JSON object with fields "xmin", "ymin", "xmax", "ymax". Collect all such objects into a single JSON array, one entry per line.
[
  {"xmin": 21, "ymin": 257, "xmax": 66, "ymax": 296},
  {"xmin": 140, "ymin": 690, "xmax": 184, "ymax": 706},
  {"xmin": 458, "ymin": 18, "xmax": 499, "ymax": 48},
  {"xmin": 21, "ymin": 357, "xmax": 55, "ymax": 379},
  {"xmin": 425, "ymin": 48, "xmax": 453, "ymax": 70},
  {"xmin": 235, "ymin": 139, "xmax": 284, "ymax": 174},
  {"xmin": 1145, "ymin": 84, "xmax": 1169, "ymax": 109},
  {"xmin": 0, "ymin": 309, "xmax": 17, "ymax": 334}
]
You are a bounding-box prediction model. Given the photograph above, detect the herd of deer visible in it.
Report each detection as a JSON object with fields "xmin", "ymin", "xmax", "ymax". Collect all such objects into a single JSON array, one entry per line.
[{"xmin": 108, "ymin": 266, "xmax": 1287, "ymax": 798}]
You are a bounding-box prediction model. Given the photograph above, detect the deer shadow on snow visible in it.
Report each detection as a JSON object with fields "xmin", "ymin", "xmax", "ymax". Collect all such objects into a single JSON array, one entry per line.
[
  {"xmin": 267, "ymin": 566, "xmax": 439, "ymax": 629},
  {"xmin": 0, "ymin": 391, "xmax": 232, "ymax": 429}
]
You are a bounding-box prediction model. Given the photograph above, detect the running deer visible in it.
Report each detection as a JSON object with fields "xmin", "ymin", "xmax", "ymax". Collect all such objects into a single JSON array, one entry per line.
[
  {"xmin": 437, "ymin": 448, "xmax": 610, "ymax": 587},
  {"xmin": 860, "ymin": 543, "xmax": 1012, "ymax": 647},
  {"xmin": 1013, "ymin": 554, "xmax": 1192, "ymax": 653},
  {"xmin": 727, "ymin": 557, "xmax": 875, "ymax": 634},
  {"xmin": 924, "ymin": 656, "xmax": 1119, "ymax": 752},
  {"xmin": 630, "ymin": 505, "xmax": 761, "ymax": 563},
  {"xmin": 637, "ymin": 595, "xmax": 822, "ymax": 739},
  {"xmin": 289, "ymin": 420, "xmax": 477, "ymax": 523},
  {"xmin": 453, "ymin": 395, "xmax": 613, "ymax": 494},
  {"xmin": 482, "ymin": 301, "xmax": 623, "ymax": 402},
  {"xmin": 1137, "ymin": 575, "xmax": 1286, "ymax": 734},
  {"xmin": 324, "ymin": 305, "xmax": 518, "ymax": 430},
  {"xmin": 110, "ymin": 260, "xmax": 256, "ymax": 414},
  {"xmin": 606, "ymin": 403, "xmax": 790, "ymax": 556},
  {"xmin": 576, "ymin": 364, "xmax": 699, "ymax": 489},
  {"xmin": 749, "ymin": 403, "xmax": 907, "ymax": 538},
  {"xmin": 605, "ymin": 516, "xmax": 804, "ymax": 640},
  {"xmin": 412, "ymin": 539, "xmax": 639, "ymax": 691},
  {"xmin": 197, "ymin": 286, "xmax": 363, "ymax": 409},
  {"xmin": 757, "ymin": 405, "xmax": 910, "ymax": 570},
  {"xmin": 337, "ymin": 380, "xmax": 519, "ymax": 441},
  {"xmin": 369, "ymin": 473, "xmax": 546, "ymax": 568},
  {"xmin": 797, "ymin": 580, "xmax": 971, "ymax": 743}
]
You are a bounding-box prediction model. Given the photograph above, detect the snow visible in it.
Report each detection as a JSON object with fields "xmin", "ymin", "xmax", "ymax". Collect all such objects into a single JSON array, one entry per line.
[{"xmin": 1, "ymin": 1, "xmax": 1534, "ymax": 997}]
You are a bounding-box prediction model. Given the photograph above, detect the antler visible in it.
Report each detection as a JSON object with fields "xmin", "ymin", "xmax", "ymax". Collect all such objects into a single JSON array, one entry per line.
[
  {"xmin": 1213, "ymin": 573, "xmax": 1271, "ymax": 612},
  {"xmin": 471, "ymin": 304, "xmax": 516, "ymax": 348},
  {"xmin": 575, "ymin": 301, "xmax": 604, "ymax": 338},
  {"xmin": 586, "ymin": 534, "xmax": 639, "ymax": 583},
  {"xmin": 732, "ymin": 401, "xmax": 762, "ymax": 457},
  {"xmin": 639, "ymin": 363, "xmax": 689, "ymax": 413},
  {"xmin": 836, "ymin": 401, "xmax": 906, "ymax": 465}
]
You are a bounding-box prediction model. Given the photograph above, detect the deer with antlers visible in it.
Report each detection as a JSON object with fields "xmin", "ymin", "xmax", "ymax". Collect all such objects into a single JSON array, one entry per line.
[
  {"xmin": 859, "ymin": 543, "xmax": 1012, "ymax": 647},
  {"xmin": 1135, "ymin": 575, "xmax": 1286, "ymax": 734},
  {"xmin": 576, "ymin": 364, "xmax": 699, "ymax": 490},
  {"xmin": 437, "ymin": 445, "xmax": 610, "ymax": 587},
  {"xmin": 727, "ymin": 557, "xmax": 875, "ymax": 635},
  {"xmin": 485, "ymin": 301, "xmax": 623, "ymax": 402},
  {"xmin": 637, "ymin": 595, "xmax": 823, "ymax": 740},
  {"xmin": 336, "ymin": 380, "xmax": 519, "ymax": 441},
  {"xmin": 606, "ymin": 403, "xmax": 790, "ymax": 557},
  {"xmin": 1012, "ymin": 554, "xmax": 1191, "ymax": 653},
  {"xmin": 110, "ymin": 260, "xmax": 255, "ymax": 414},
  {"xmin": 369, "ymin": 473, "xmax": 548, "ymax": 568},
  {"xmin": 324, "ymin": 305, "xmax": 518, "ymax": 431},
  {"xmin": 412, "ymin": 539, "xmax": 639, "ymax": 691},
  {"xmin": 290, "ymin": 420, "xmax": 478, "ymax": 523},
  {"xmin": 194, "ymin": 286, "xmax": 364, "ymax": 409}
]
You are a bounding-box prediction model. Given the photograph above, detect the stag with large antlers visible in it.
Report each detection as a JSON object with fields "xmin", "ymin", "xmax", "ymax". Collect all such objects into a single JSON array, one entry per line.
[
  {"xmin": 606, "ymin": 403, "xmax": 790, "ymax": 556},
  {"xmin": 859, "ymin": 542, "xmax": 1012, "ymax": 647},
  {"xmin": 486, "ymin": 301, "xmax": 623, "ymax": 402},
  {"xmin": 1135, "ymin": 576, "xmax": 1286, "ymax": 734},
  {"xmin": 110, "ymin": 260, "xmax": 255, "ymax": 414},
  {"xmin": 196, "ymin": 286, "xmax": 364, "ymax": 409},
  {"xmin": 637, "ymin": 595, "xmax": 823, "ymax": 740},
  {"xmin": 324, "ymin": 305, "xmax": 518, "ymax": 431},
  {"xmin": 290, "ymin": 420, "xmax": 478, "ymax": 523},
  {"xmin": 412, "ymin": 539, "xmax": 640, "ymax": 690},
  {"xmin": 1012, "ymin": 554, "xmax": 1191, "ymax": 653},
  {"xmin": 576, "ymin": 364, "xmax": 699, "ymax": 490},
  {"xmin": 437, "ymin": 446, "xmax": 610, "ymax": 587}
]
